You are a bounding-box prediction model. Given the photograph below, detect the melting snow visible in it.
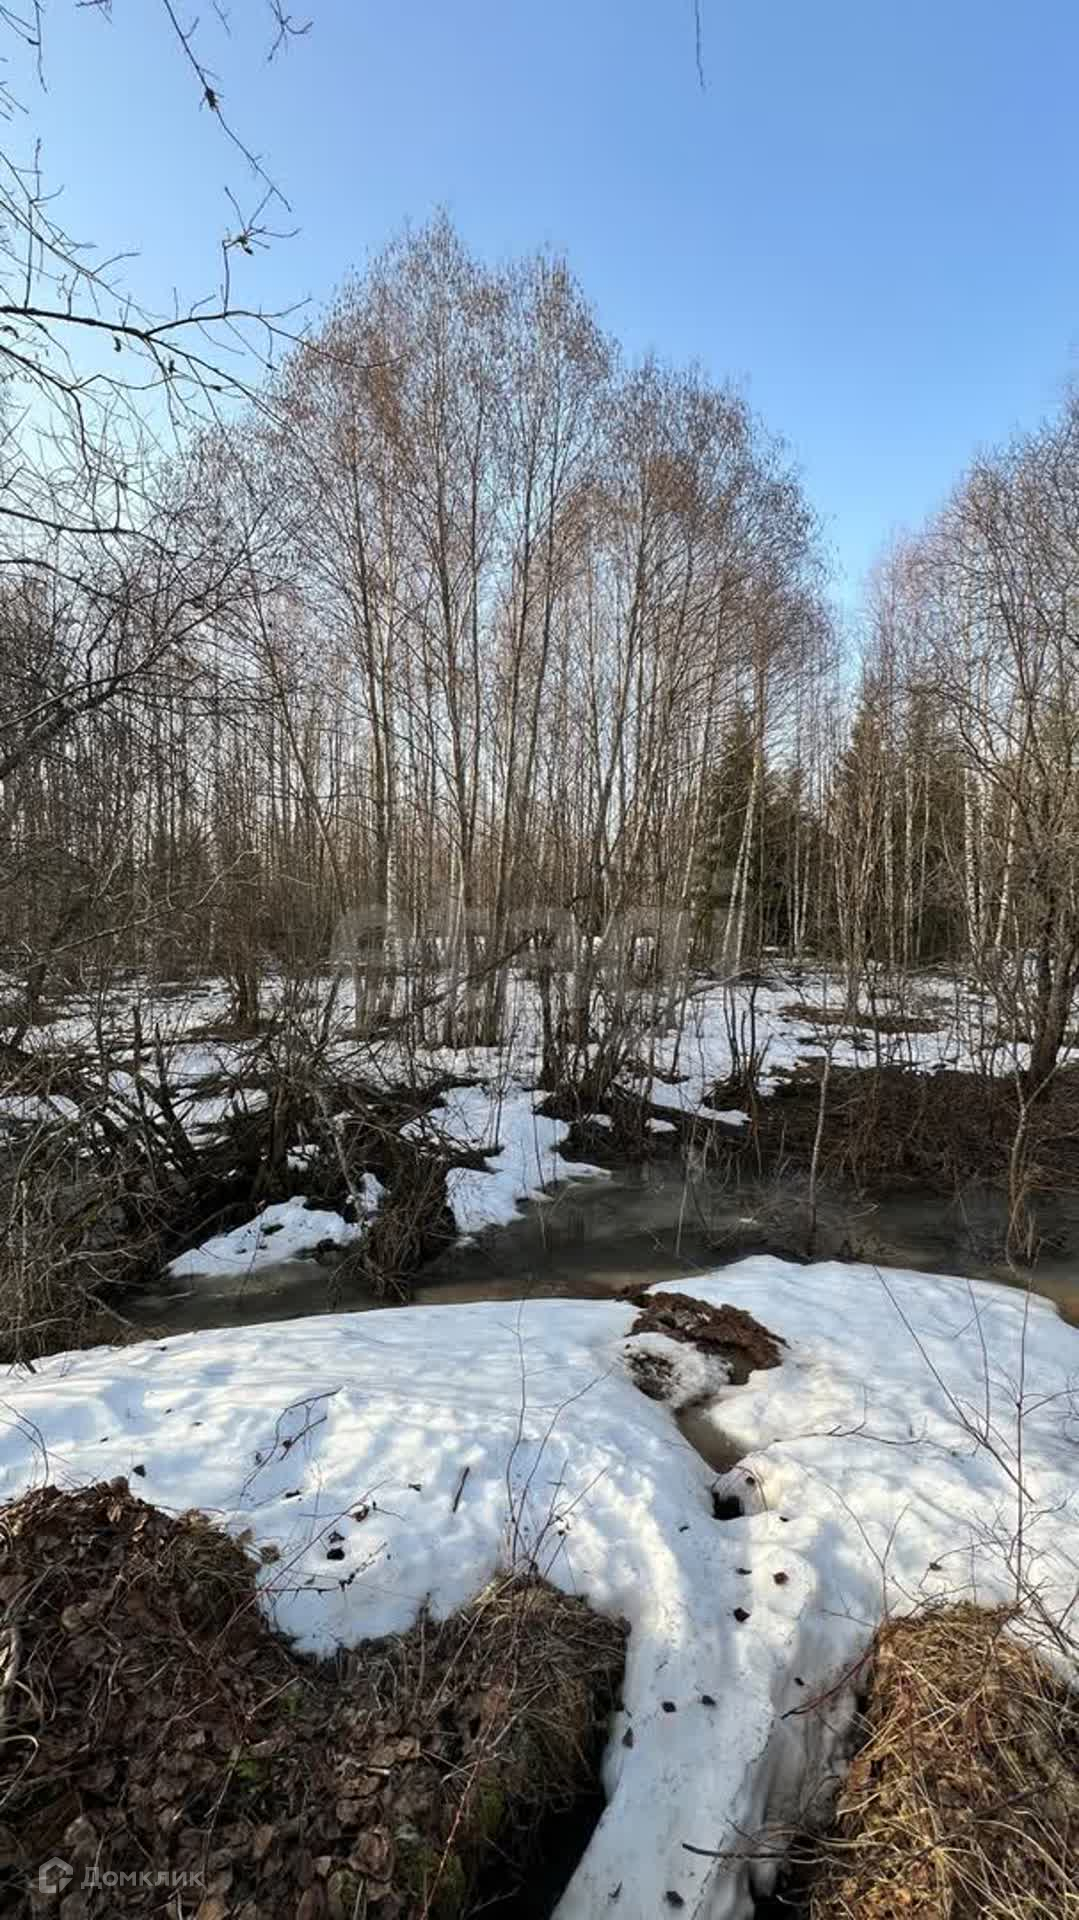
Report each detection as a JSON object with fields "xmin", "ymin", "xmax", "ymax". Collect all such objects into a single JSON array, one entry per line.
[
  {"xmin": 167, "ymin": 1186, "xmax": 382, "ymax": 1284},
  {"xmin": 405, "ymin": 1081, "xmax": 607, "ymax": 1237}
]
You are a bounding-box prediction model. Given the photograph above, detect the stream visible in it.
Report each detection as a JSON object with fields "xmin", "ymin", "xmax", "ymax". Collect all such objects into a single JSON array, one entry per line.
[{"xmin": 137, "ymin": 1157, "xmax": 1079, "ymax": 1335}]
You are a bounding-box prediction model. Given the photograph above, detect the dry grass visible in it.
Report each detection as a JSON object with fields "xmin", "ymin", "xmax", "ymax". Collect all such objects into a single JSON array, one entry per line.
[
  {"xmin": 805, "ymin": 1605, "xmax": 1079, "ymax": 1919},
  {"xmin": 0, "ymin": 1479, "xmax": 626, "ymax": 1918},
  {"xmin": 753, "ymin": 1061, "xmax": 1079, "ymax": 1197}
]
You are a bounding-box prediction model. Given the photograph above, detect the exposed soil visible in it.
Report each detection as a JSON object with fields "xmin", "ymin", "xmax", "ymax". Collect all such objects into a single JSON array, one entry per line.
[
  {"xmin": 626, "ymin": 1289, "xmax": 785, "ymax": 1383},
  {"xmin": 0, "ymin": 1481, "xmax": 626, "ymax": 1919}
]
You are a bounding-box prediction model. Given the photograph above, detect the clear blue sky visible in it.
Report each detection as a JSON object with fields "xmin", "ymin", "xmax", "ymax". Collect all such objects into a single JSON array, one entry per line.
[{"xmin": 24, "ymin": 0, "xmax": 1079, "ymax": 605}]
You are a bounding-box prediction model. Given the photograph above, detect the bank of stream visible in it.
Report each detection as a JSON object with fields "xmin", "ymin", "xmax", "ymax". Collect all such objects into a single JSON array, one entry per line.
[{"xmin": 137, "ymin": 1153, "xmax": 1079, "ymax": 1336}]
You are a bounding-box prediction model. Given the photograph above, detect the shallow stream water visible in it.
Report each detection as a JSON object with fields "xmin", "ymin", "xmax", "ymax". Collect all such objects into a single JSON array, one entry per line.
[{"xmin": 137, "ymin": 1157, "xmax": 1079, "ymax": 1336}]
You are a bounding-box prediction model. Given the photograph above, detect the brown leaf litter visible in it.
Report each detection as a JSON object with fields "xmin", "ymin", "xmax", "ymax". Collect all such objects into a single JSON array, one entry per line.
[{"xmin": 0, "ymin": 1479, "xmax": 626, "ymax": 1919}]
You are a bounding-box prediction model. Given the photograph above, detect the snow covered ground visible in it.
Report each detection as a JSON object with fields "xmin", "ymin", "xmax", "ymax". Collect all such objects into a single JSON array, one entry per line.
[
  {"xmin": 168, "ymin": 1182, "xmax": 384, "ymax": 1285},
  {"xmin": 0, "ymin": 961, "xmax": 1041, "ymax": 1111},
  {"xmin": 404, "ymin": 1080, "xmax": 608, "ymax": 1236},
  {"xmin": 167, "ymin": 1084, "xmax": 607, "ymax": 1279},
  {"xmin": 1, "ymin": 1257, "xmax": 1076, "ymax": 1919}
]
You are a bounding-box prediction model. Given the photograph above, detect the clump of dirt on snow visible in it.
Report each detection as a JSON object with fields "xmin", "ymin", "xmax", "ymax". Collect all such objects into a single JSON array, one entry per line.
[
  {"xmin": 0, "ymin": 1480, "xmax": 626, "ymax": 1919},
  {"xmin": 796, "ymin": 1603, "xmax": 1079, "ymax": 1920},
  {"xmin": 626, "ymin": 1288, "xmax": 784, "ymax": 1384}
]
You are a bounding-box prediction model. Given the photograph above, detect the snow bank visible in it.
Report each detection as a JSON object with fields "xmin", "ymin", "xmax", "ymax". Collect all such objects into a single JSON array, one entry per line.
[
  {"xmin": 406, "ymin": 1080, "xmax": 607, "ymax": 1236},
  {"xmin": 1, "ymin": 1260, "xmax": 1077, "ymax": 1918},
  {"xmin": 168, "ymin": 1191, "xmax": 376, "ymax": 1284}
]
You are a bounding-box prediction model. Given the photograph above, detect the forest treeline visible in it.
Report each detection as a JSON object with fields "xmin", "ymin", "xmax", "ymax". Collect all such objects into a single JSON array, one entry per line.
[{"xmin": 2, "ymin": 218, "xmax": 1077, "ymax": 1083}]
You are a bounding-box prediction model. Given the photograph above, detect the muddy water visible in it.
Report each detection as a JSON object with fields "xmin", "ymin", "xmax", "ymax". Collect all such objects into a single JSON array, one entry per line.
[{"xmin": 138, "ymin": 1158, "xmax": 1079, "ymax": 1336}]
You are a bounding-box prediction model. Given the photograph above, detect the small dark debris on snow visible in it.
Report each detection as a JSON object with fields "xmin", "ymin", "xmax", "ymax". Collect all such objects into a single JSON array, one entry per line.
[
  {"xmin": 626, "ymin": 1347, "xmax": 677, "ymax": 1401},
  {"xmin": 665, "ymin": 1892, "xmax": 685, "ymax": 1909},
  {"xmin": 736, "ymin": 1566, "xmax": 751, "ymax": 1575},
  {"xmin": 662, "ymin": 1700, "xmax": 677, "ymax": 1713},
  {"xmin": 131, "ymin": 1463, "xmax": 146, "ymax": 1477},
  {"xmin": 774, "ymin": 1570, "xmax": 789, "ymax": 1585},
  {"xmin": 622, "ymin": 1727, "xmax": 635, "ymax": 1748},
  {"xmin": 733, "ymin": 1607, "xmax": 750, "ymax": 1623},
  {"xmin": 326, "ymin": 1546, "xmax": 345, "ymax": 1561},
  {"xmin": 701, "ymin": 1693, "xmax": 716, "ymax": 1707}
]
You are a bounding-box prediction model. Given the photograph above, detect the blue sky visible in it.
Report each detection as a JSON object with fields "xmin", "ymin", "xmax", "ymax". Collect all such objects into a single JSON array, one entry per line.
[{"xmin": 26, "ymin": 0, "xmax": 1079, "ymax": 605}]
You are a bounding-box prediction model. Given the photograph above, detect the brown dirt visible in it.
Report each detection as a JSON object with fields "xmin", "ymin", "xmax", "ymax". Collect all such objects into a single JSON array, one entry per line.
[
  {"xmin": 626, "ymin": 1290, "xmax": 784, "ymax": 1382},
  {"xmin": 797, "ymin": 1604, "xmax": 1079, "ymax": 1920},
  {"xmin": 625, "ymin": 1348, "xmax": 677, "ymax": 1400},
  {"xmin": 751, "ymin": 1060, "xmax": 1079, "ymax": 1195},
  {"xmin": 0, "ymin": 1481, "xmax": 626, "ymax": 1919}
]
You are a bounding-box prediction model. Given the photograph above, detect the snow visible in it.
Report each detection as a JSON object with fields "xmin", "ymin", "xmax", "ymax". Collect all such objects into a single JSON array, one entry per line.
[
  {"xmin": 0, "ymin": 1091, "xmax": 79, "ymax": 1123},
  {"xmin": 628, "ymin": 1328, "xmax": 732, "ymax": 1406},
  {"xmin": 405, "ymin": 1081, "xmax": 607, "ymax": 1237},
  {"xmin": 2, "ymin": 1258, "xmax": 1077, "ymax": 1917},
  {"xmin": 168, "ymin": 1195, "xmax": 368, "ymax": 1284},
  {"xmin": 7, "ymin": 963, "xmax": 1047, "ymax": 1129}
]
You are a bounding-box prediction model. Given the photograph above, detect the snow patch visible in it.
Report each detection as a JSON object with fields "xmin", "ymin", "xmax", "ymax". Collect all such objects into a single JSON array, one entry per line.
[
  {"xmin": 624, "ymin": 1328, "xmax": 732, "ymax": 1407},
  {"xmin": 168, "ymin": 1197, "xmax": 363, "ymax": 1284},
  {"xmin": 407, "ymin": 1081, "xmax": 608, "ymax": 1237}
]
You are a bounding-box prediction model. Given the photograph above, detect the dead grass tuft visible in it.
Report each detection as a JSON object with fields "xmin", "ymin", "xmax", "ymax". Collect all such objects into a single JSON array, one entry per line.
[
  {"xmin": 804, "ymin": 1604, "xmax": 1079, "ymax": 1919},
  {"xmin": 0, "ymin": 1480, "xmax": 626, "ymax": 1918}
]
